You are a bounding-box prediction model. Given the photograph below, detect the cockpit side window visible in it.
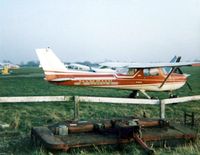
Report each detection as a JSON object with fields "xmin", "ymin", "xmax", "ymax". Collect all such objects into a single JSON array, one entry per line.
[
  {"xmin": 116, "ymin": 68, "xmax": 137, "ymax": 75},
  {"xmin": 116, "ymin": 68, "xmax": 129, "ymax": 75},
  {"xmin": 162, "ymin": 67, "xmax": 169, "ymax": 74},
  {"xmin": 128, "ymin": 68, "xmax": 137, "ymax": 75},
  {"xmin": 144, "ymin": 68, "xmax": 159, "ymax": 76}
]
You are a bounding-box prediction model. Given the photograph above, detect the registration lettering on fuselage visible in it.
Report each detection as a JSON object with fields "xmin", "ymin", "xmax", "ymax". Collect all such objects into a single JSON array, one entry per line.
[{"xmin": 74, "ymin": 80, "xmax": 116, "ymax": 86}]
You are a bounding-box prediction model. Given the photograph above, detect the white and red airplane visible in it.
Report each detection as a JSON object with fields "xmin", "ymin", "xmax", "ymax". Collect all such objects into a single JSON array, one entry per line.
[{"xmin": 36, "ymin": 48, "xmax": 200, "ymax": 99}]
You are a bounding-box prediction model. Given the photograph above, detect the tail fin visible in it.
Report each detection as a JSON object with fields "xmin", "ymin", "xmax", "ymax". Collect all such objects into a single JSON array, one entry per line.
[{"xmin": 36, "ymin": 48, "xmax": 67, "ymax": 72}]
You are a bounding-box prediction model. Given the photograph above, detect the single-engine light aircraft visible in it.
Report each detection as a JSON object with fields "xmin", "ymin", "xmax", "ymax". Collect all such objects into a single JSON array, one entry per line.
[{"xmin": 36, "ymin": 48, "xmax": 200, "ymax": 99}]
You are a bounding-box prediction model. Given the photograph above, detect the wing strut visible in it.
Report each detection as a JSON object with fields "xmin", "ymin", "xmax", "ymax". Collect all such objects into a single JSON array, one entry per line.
[{"xmin": 159, "ymin": 67, "xmax": 177, "ymax": 88}]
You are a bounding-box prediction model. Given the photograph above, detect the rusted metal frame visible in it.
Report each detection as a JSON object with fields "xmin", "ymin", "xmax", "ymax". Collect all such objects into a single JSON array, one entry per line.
[
  {"xmin": 133, "ymin": 134, "xmax": 154, "ymax": 155},
  {"xmin": 31, "ymin": 117, "xmax": 197, "ymax": 152}
]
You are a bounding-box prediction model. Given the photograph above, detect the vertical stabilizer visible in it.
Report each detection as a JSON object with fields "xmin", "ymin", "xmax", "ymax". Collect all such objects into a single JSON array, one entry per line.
[{"xmin": 36, "ymin": 48, "xmax": 67, "ymax": 72}]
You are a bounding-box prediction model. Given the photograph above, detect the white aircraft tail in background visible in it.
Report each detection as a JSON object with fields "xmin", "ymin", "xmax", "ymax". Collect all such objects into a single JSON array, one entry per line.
[{"xmin": 36, "ymin": 48, "xmax": 67, "ymax": 73}]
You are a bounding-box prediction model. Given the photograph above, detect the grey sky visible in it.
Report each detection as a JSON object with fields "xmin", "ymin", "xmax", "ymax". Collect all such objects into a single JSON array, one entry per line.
[{"xmin": 0, "ymin": 0, "xmax": 200, "ymax": 64}]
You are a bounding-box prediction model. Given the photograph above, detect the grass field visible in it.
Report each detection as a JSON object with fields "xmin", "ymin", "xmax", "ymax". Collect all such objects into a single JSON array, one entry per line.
[{"xmin": 0, "ymin": 67, "xmax": 200, "ymax": 155}]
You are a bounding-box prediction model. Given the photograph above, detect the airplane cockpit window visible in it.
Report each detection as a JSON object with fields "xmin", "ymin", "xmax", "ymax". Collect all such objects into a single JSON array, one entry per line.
[
  {"xmin": 68, "ymin": 65, "xmax": 73, "ymax": 69},
  {"xmin": 128, "ymin": 68, "xmax": 137, "ymax": 75},
  {"xmin": 116, "ymin": 68, "xmax": 129, "ymax": 75},
  {"xmin": 116, "ymin": 68, "xmax": 137, "ymax": 75},
  {"xmin": 162, "ymin": 68, "xmax": 169, "ymax": 74},
  {"xmin": 144, "ymin": 68, "xmax": 159, "ymax": 76}
]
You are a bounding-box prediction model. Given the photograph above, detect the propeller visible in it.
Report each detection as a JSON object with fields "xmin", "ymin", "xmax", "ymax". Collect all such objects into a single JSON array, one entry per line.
[
  {"xmin": 176, "ymin": 68, "xmax": 192, "ymax": 91},
  {"xmin": 172, "ymin": 56, "xmax": 192, "ymax": 90}
]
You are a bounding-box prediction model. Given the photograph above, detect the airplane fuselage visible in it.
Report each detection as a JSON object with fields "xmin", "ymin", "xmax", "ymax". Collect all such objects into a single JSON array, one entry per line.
[{"xmin": 44, "ymin": 68, "xmax": 187, "ymax": 92}]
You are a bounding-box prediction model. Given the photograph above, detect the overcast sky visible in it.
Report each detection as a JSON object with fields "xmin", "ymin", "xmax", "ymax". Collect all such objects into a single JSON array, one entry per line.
[{"xmin": 0, "ymin": 0, "xmax": 200, "ymax": 64}]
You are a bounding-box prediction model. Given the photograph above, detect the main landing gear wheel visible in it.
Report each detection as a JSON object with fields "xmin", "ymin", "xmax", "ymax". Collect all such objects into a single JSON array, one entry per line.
[
  {"xmin": 129, "ymin": 90, "xmax": 138, "ymax": 98},
  {"xmin": 169, "ymin": 94, "xmax": 178, "ymax": 98}
]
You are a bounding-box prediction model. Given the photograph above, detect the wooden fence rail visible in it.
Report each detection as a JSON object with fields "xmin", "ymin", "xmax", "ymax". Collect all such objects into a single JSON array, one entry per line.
[
  {"xmin": 0, "ymin": 95, "xmax": 200, "ymax": 120},
  {"xmin": 0, "ymin": 96, "xmax": 72, "ymax": 103}
]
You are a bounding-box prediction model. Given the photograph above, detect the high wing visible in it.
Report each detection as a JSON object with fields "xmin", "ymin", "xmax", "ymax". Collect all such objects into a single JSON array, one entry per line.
[
  {"xmin": 128, "ymin": 62, "xmax": 200, "ymax": 69},
  {"xmin": 101, "ymin": 62, "xmax": 200, "ymax": 69}
]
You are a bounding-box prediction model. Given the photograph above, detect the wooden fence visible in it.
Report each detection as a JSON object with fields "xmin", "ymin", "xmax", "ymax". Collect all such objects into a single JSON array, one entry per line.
[{"xmin": 0, "ymin": 95, "xmax": 200, "ymax": 120}]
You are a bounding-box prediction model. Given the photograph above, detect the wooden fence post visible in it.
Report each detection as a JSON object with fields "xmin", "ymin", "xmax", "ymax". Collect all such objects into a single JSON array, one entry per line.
[
  {"xmin": 74, "ymin": 96, "xmax": 79, "ymax": 121},
  {"xmin": 160, "ymin": 100, "xmax": 165, "ymax": 119}
]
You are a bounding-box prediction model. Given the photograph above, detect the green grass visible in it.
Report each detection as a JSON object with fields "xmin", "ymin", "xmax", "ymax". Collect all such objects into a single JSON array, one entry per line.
[{"xmin": 0, "ymin": 67, "xmax": 200, "ymax": 154}]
